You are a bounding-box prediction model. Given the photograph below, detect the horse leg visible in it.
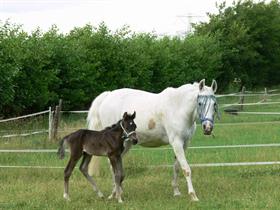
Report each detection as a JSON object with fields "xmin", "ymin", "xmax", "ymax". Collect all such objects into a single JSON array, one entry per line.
[
  {"xmin": 171, "ymin": 138, "xmax": 199, "ymax": 201},
  {"xmin": 172, "ymin": 140, "xmax": 189, "ymax": 196},
  {"xmin": 79, "ymin": 153, "xmax": 104, "ymax": 198},
  {"xmin": 63, "ymin": 156, "xmax": 80, "ymax": 200},
  {"xmin": 172, "ymin": 158, "xmax": 181, "ymax": 196},
  {"xmin": 109, "ymin": 155, "xmax": 124, "ymax": 203}
]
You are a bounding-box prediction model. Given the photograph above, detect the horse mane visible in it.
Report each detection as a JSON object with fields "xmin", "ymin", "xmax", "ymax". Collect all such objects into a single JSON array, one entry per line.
[
  {"xmin": 179, "ymin": 82, "xmax": 199, "ymax": 90},
  {"xmin": 160, "ymin": 82, "xmax": 199, "ymax": 95}
]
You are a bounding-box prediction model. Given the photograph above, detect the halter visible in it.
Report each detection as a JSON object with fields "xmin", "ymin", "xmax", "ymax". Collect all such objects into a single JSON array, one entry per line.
[
  {"xmin": 120, "ymin": 120, "xmax": 136, "ymax": 141},
  {"xmin": 197, "ymin": 95, "xmax": 220, "ymax": 125}
]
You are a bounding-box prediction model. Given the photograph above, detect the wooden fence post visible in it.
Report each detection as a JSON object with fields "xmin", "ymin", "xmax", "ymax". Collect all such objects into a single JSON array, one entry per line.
[
  {"xmin": 263, "ymin": 88, "xmax": 268, "ymax": 102},
  {"xmin": 48, "ymin": 106, "xmax": 53, "ymax": 141},
  {"xmin": 52, "ymin": 99, "xmax": 63, "ymax": 141},
  {"xmin": 58, "ymin": 99, "xmax": 63, "ymax": 126},
  {"xmin": 239, "ymin": 86, "xmax": 246, "ymax": 111}
]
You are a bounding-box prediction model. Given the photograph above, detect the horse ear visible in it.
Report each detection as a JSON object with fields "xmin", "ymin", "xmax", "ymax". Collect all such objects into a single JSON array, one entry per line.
[
  {"xmin": 123, "ymin": 112, "xmax": 128, "ymax": 119},
  {"xmin": 132, "ymin": 111, "xmax": 136, "ymax": 119},
  {"xmin": 211, "ymin": 79, "xmax": 218, "ymax": 93},
  {"xmin": 199, "ymin": 79, "xmax": 205, "ymax": 91}
]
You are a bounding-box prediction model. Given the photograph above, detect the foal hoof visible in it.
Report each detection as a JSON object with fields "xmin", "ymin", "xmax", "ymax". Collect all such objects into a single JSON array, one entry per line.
[
  {"xmin": 189, "ymin": 192, "xmax": 199, "ymax": 201},
  {"xmin": 108, "ymin": 194, "xmax": 114, "ymax": 200},
  {"xmin": 118, "ymin": 198, "xmax": 123, "ymax": 203},
  {"xmin": 63, "ymin": 193, "xmax": 70, "ymax": 201}
]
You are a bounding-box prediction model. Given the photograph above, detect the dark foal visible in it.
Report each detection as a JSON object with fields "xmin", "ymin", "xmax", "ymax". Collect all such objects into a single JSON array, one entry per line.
[{"xmin": 57, "ymin": 111, "xmax": 137, "ymax": 203}]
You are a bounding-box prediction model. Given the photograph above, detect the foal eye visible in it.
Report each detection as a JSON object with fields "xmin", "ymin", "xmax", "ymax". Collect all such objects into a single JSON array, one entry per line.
[
  {"xmin": 198, "ymin": 102, "xmax": 202, "ymax": 106},
  {"xmin": 130, "ymin": 122, "xmax": 133, "ymax": 125}
]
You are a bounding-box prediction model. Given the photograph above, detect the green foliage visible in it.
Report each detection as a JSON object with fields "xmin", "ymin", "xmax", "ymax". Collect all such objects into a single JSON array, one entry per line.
[
  {"xmin": 195, "ymin": 0, "xmax": 280, "ymax": 89},
  {"xmin": 1, "ymin": 0, "xmax": 280, "ymax": 116},
  {"xmin": 0, "ymin": 22, "xmax": 24, "ymax": 114}
]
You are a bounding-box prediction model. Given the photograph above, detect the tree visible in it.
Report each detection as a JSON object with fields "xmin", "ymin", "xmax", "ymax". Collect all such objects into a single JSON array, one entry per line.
[{"xmin": 195, "ymin": 0, "xmax": 280, "ymax": 89}]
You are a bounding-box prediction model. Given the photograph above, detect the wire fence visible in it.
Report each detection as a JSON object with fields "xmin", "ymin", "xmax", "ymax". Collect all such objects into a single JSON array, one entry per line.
[
  {"xmin": 0, "ymin": 88, "xmax": 279, "ymax": 169},
  {"xmin": 0, "ymin": 88, "xmax": 279, "ymax": 139}
]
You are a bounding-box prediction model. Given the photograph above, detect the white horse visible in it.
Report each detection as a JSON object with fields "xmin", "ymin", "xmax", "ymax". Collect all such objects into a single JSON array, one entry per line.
[{"xmin": 87, "ymin": 79, "xmax": 218, "ymax": 201}]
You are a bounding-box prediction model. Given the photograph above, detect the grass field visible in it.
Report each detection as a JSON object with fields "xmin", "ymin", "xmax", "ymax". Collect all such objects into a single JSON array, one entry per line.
[{"xmin": 1, "ymin": 92, "xmax": 280, "ymax": 209}]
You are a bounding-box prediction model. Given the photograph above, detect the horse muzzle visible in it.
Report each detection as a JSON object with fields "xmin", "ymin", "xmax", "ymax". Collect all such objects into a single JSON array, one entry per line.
[{"xmin": 202, "ymin": 122, "xmax": 213, "ymax": 135}]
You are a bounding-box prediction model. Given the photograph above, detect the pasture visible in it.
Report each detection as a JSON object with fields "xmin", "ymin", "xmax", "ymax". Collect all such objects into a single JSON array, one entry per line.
[{"xmin": 1, "ymin": 91, "xmax": 280, "ymax": 209}]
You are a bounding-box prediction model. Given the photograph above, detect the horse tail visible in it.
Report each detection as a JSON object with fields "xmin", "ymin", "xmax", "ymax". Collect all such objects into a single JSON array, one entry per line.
[
  {"xmin": 57, "ymin": 135, "xmax": 69, "ymax": 159},
  {"xmin": 87, "ymin": 91, "xmax": 110, "ymax": 130}
]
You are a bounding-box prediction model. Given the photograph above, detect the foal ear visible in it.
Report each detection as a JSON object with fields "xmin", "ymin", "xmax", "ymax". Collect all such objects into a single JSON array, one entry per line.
[
  {"xmin": 123, "ymin": 112, "xmax": 128, "ymax": 119},
  {"xmin": 131, "ymin": 111, "xmax": 136, "ymax": 119},
  {"xmin": 211, "ymin": 79, "xmax": 218, "ymax": 93},
  {"xmin": 199, "ymin": 79, "xmax": 205, "ymax": 91}
]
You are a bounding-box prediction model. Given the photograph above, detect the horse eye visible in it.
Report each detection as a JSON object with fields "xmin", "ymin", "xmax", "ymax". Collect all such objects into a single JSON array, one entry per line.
[
  {"xmin": 130, "ymin": 122, "xmax": 133, "ymax": 125},
  {"xmin": 198, "ymin": 102, "xmax": 202, "ymax": 106}
]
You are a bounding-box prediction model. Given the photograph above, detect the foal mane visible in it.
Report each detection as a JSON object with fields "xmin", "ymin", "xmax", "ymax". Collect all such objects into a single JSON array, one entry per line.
[{"xmin": 103, "ymin": 120, "xmax": 121, "ymax": 131}]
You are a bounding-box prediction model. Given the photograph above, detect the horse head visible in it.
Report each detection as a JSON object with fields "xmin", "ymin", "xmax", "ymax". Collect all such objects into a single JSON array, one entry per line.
[{"xmin": 197, "ymin": 79, "xmax": 220, "ymax": 135}]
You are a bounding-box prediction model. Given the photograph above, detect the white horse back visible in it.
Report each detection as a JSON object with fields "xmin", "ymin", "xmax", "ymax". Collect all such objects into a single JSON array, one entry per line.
[{"xmin": 88, "ymin": 86, "xmax": 198, "ymax": 147}]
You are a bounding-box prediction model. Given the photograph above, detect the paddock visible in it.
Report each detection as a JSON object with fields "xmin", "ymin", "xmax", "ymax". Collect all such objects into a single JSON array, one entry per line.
[{"xmin": 1, "ymin": 89, "xmax": 280, "ymax": 209}]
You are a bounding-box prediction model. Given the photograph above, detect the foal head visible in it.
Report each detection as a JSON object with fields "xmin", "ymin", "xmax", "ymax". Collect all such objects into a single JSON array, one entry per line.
[{"xmin": 121, "ymin": 111, "xmax": 138, "ymax": 144}]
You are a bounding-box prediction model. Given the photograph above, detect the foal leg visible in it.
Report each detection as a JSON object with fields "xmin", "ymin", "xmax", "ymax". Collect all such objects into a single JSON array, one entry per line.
[
  {"xmin": 79, "ymin": 153, "xmax": 104, "ymax": 198},
  {"xmin": 64, "ymin": 157, "xmax": 80, "ymax": 200},
  {"xmin": 108, "ymin": 141, "xmax": 131, "ymax": 199},
  {"xmin": 171, "ymin": 138, "xmax": 199, "ymax": 201},
  {"xmin": 109, "ymin": 155, "xmax": 124, "ymax": 203},
  {"xmin": 116, "ymin": 157, "xmax": 125, "ymax": 201},
  {"xmin": 108, "ymin": 159, "xmax": 117, "ymax": 200},
  {"xmin": 108, "ymin": 144, "xmax": 129, "ymax": 200},
  {"xmin": 108, "ymin": 166, "xmax": 124, "ymax": 200},
  {"xmin": 172, "ymin": 158, "xmax": 181, "ymax": 196}
]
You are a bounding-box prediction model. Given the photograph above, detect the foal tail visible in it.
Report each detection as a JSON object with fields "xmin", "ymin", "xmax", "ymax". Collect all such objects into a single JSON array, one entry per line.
[{"xmin": 57, "ymin": 136, "xmax": 68, "ymax": 159}]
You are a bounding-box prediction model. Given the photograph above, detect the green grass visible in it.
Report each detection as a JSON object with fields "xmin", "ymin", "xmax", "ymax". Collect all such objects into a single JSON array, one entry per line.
[
  {"xmin": 0, "ymin": 92, "xmax": 280, "ymax": 209},
  {"xmin": 1, "ymin": 166, "xmax": 280, "ymax": 209}
]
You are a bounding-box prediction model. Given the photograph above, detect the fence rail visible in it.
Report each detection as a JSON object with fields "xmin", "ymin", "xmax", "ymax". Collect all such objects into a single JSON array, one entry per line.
[
  {"xmin": 1, "ymin": 143, "xmax": 280, "ymax": 153},
  {"xmin": 0, "ymin": 130, "xmax": 48, "ymax": 138},
  {"xmin": 151, "ymin": 161, "xmax": 280, "ymax": 168},
  {"xmin": 1, "ymin": 161, "xmax": 280, "ymax": 169},
  {"xmin": 217, "ymin": 93, "xmax": 280, "ymax": 97},
  {"xmin": 60, "ymin": 110, "xmax": 89, "ymax": 113},
  {"xmin": 0, "ymin": 110, "xmax": 49, "ymax": 123},
  {"xmin": 221, "ymin": 101, "xmax": 280, "ymax": 108}
]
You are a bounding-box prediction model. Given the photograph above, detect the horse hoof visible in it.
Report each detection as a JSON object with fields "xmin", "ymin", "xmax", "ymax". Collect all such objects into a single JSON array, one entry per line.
[
  {"xmin": 118, "ymin": 199, "xmax": 123, "ymax": 203},
  {"xmin": 173, "ymin": 191, "xmax": 181, "ymax": 197},
  {"xmin": 98, "ymin": 192, "xmax": 104, "ymax": 198},
  {"xmin": 189, "ymin": 192, "xmax": 199, "ymax": 201},
  {"xmin": 108, "ymin": 194, "xmax": 113, "ymax": 200}
]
